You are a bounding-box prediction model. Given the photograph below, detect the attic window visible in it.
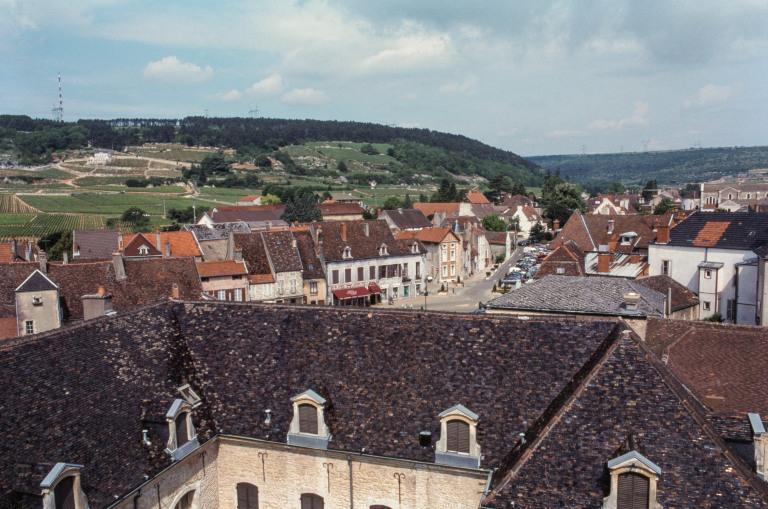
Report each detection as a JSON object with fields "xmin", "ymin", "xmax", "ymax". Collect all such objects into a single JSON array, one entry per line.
[
  {"xmin": 178, "ymin": 384, "xmax": 202, "ymax": 408},
  {"xmin": 165, "ymin": 398, "xmax": 199, "ymax": 461},
  {"xmin": 603, "ymin": 451, "xmax": 661, "ymax": 509},
  {"xmin": 379, "ymin": 243, "xmax": 388, "ymax": 256},
  {"xmin": 435, "ymin": 404, "xmax": 481, "ymax": 468},
  {"xmin": 411, "ymin": 242, "xmax": 419, "ymax": 254},
  {"xmin": 138, "ymin": 245, "xmax": 149, "ymax": 255},
  {"xmin": 343, "ymin": 246, "xmax": 352, "ymax": 259},
  {"xmin": 40, "ymin": 463, "xmax": 89, "ymax": 509},
  {"xmin": 287, "ymin": 389, "xmax": 330, "ymax": 450},
  {"xmin": 556, "ymin": 267, "xmax": 565, "ymax": 275}
]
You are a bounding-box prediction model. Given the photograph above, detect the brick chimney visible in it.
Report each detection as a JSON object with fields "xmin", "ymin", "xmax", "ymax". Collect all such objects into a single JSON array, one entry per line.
[
  {"xmin": 341, "ymin": 223, "xmax": 348, "ymax": 242},
  {"xmin": 38, "ymin": 251, "xmax": 48, "ymax": 274},
  {"xmin": 656, "ymin": 223, "xmax": 670, "ymax": 244},
  {"xmin": 597, "ymin": 246, "xmax": 611, "ymax": 273},
  {"xmin": 82, "ymin": 286, "xmax": 113, "ymax": 321},
  {"xmin": 170, "ymin": 283, "xmax": 180, "ymax": 300},
  {"xmin": 112, "ymin": 252, "xmax": 127, "ymax": 281},
  {"xmin": 164, "ymin": 240, "xmax": 171, "ymax": 258}
]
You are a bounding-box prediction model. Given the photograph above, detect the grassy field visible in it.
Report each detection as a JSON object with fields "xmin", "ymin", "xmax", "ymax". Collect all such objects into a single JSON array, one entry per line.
[
  {"xmin": 197, "ymin": 187, "xmax": 262, "ymax": 202},
  {"xmin": 19, "ymin": 193, "xmax": 210, "ymax": 215}
]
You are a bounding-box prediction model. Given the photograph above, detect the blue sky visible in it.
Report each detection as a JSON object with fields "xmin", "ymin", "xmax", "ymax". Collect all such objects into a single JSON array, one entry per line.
[{"xmin": 2, "ymin": 0, "xmax": 767, "ymax": 155}]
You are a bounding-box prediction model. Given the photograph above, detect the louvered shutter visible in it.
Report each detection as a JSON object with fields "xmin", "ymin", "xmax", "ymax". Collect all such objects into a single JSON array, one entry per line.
[
  {"xmin": 176, "ymin": 412, "xmax": 189, "ymax": 446},
  {"xmin": 446, "ymin": 420, "xmax": 470, "ymax": 453},
  {"xmin": 301, "ymin": 493, "xmax": 324, "ymax": 509},
  {"xmin": 617, "ymin": 472, "xmax": 650, "ymax": 509},
  {"xmin": 237, "ymin": 483, "xmax": 258, "ymax": 509},
  {"xmin": 299, "ymin": 404, "xmax": 318, "ymax": 434},
  {"xmin": 54, "ymin": 476, "xmax": 76, "ymax": 509}
]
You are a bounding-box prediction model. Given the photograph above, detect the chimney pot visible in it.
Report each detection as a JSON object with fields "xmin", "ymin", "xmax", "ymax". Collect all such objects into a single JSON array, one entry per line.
[
  {"xmin": 171, "ymin": 283, "xmax": 180, "ymax": 300},
  {"xmin": 38, "ymin": 251, "xmax": 48, "ymax": 274},
  {"xmin": 341, "ymin": 223, "xmax": 348, "ymax": 242},
  {"xmin": 62, "ymin": 252, "xmax": 68, "ymax": 265},
  {"xmin": 656, "ymin": 223, "xmax": 670, "ymax": 244},
  {"xmin": 112, "ymin": 252, "xmax": 127, "ymax": 281}
]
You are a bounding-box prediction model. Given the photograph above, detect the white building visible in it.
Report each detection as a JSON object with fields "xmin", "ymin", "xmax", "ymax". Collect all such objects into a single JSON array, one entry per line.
[
  {"xmin": 510, "ymin": 205, "xmax": 546, "ymax": 238},
  {"xmin": 648, "ymin": 212, "xmax": 768, "ymax": 325}
]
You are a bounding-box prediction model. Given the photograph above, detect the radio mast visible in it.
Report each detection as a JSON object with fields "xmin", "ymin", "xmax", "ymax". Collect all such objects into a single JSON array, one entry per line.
[{"xmin": 51, "ymin": 73, "xmax": 63, "ymax": 122}]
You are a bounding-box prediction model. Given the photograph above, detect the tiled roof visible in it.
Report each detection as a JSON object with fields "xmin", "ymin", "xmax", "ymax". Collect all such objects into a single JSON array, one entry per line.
[
  {"xmin": 487, "ymin": 335, "xmax": 768, "ymax": 508},
  {"xmin": 379, "ymin": 209, "xmax": 431, "ymax": 230},
  {"xmin": 537, "ymin": 241, "xmax": 585, "ymax": 277},
  {"xmin": 515, "ymin": 205, "xmax": 540, "ymax": 221},
  {"xmin": 238, "ymin": 195, "xmax": 260, "ymax": 202},
  {"xmin": 121, "ymin": 233, "xmax": 161, "ymax": 257},
  {"xmin": 668, "ymin": 212, "xmax": 768, "ymax": 251},
  {"xmin": 210, "ymin": 204, "xmax": 286, "ymax": 224},
  {"xmin": 0, "ymin": 302, "xmax": 620, "ymax": 507},
  {"xmin": 486, "ymin": 275, "xmax": 665, "ymax": 317},
  {"xmin": 394, "ymin": 227, "xmax": 456, "ymax": 244},
  {"xmin": 315, "ymin": 220, "xmax": 416, "ymax": 262},
  {"xmin": 260, "ymin": 231, "xmax": 302, "ymax": 273},
  {"xmin": 184, "ymin": 222, "xmax": 250, "ymax": 241},
  {"xmin": 72, "ymin": 230, "xmax": 119, "ymax": 261},
  {"xmin": 122, "ymin": 231, "xmax": 202, "ymax": 258},
  {"xmin": 552, "ymin": 211, "xmax": 660, "ymax": 252},
  {"xmin": 233, "ymin": 233, "xmax": 271, "ymax": 276},
  {"xmin": 485, "ymin": 231, "xmax": 510, "ymax": 246},
  {"xmin": 293, "ymin": 231, "xmax": 325, "ymax": 279},
  {"xmin": 0, "ymin": 241, "xmax": 36, "ymax": 264},
  {"xmin": 634, "ymin": 275, "xmax": 698, "ymax": 312},
  {"xmin": 0, "ymin": 316, "xmax": 16, "ymax": 340},
  {"xmin": 501, "ymin": 194, "xmax": 534, "ymax": 209},
  {"xmin": 318, "ymin": 202, "xmax": 365, "ymax": 217},
  {"xmin": 195, "ymin": 260, "xmax": 247, "ymax": 278},
  {"xmin": 466, "ymin": 190, "xmax": 490, "ymax": 204},
  {"xmin": 645, "ymin": 318, "xmax": 768, "ymax": 416},
  {"xmin": 414, "ymin": 202, "xmax": 460, "ymax": 217}
]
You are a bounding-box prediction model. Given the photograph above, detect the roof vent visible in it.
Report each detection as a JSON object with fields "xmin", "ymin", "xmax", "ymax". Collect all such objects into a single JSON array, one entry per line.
[{"xmin": 419, "ymin": 431, "xmax": 432, "ymax": 447}]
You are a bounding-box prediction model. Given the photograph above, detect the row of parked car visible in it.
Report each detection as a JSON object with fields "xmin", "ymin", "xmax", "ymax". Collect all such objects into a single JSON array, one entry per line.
[{"xmin": 500, "ymin": 244, "xmax": 550, "ymax": 288}]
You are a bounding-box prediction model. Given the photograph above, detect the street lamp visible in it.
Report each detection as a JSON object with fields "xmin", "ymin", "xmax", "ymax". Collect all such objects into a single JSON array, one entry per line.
[{"xmin": 423, "ymin": 275, "xmax": 434, "ymax": 311}]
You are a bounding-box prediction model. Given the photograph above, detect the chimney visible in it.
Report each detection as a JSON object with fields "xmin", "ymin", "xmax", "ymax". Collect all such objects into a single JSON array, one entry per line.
[
  {"xmin": 656, "ymin": 223, "xmax": 670, "ymax": 244},
  {"xmin": 749, "ymin": 413, "xmax": 767, "ymax": 480},
  {"xmin": 553, "ymin": 218, "xmax": 560, "ymax": 230},
  {"xmin": 164, "ymin": 240, "xmax": 171, "ymax": 258},
  {"xmin": 234, "ymin": 248, "xmax": 243, "ymax": 262},
  {"xmin": 623, "ymin": 291, "xmax": 641, "ymax": 311},
  {"xmin": 155, "ymin": 232, "xmax": 162, "ymax": 251},
  {"xmin": 38, "ymin": 251, "xmax": 47, "ymax": 274},
  {"xmin": 81, "ymin": 287, "xmax": 113, "ymax": 321},
  {"xmin": 62, "ymin": 251, "xmax": 68, "ymax": 265},
  {"xmin": 25, "ymin": 241, "xmax": 32, "ymax": 261},
  {"xmin": 291, "ymin": 236, "xmax": 298, "ymax": 249},
  {"xmin": 170, "ymin": 283, "xmax": 180, "ymax": 300},
  {"xmin": 112, "ymin": 252, "xmax": 127, "ymax": 281},
  {"xmin": 597, "ymin": 246, "xmax": 611, "ymax": 273},
  {"xmin": 607, "ymin": 219, "xmax": 615, "ymax": 234},
  {"xmin": 363, "ymin": 223, "xmax": 370, "ymax": 237},
  {"xmin": 341, "ymin": 223, "xmax": 348, "ymax": 242},
  {"xmin": 10, "ymin": 239, "xmax": 16, "ymax": 259}
]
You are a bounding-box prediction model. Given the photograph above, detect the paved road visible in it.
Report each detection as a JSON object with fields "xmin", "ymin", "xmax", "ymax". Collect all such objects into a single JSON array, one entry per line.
[{"xmin": 381, "ymin": 248, "xmax": 524, "ymax": 313}]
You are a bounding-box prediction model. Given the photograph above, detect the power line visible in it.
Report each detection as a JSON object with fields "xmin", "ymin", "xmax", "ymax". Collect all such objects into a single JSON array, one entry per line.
[{"xmin": 51, "ymin": 73, "xmax": 63, "ymax": 122}]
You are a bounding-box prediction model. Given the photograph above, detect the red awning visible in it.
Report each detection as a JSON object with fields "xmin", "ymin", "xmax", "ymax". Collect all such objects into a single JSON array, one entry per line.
[
  {"xmin": 367, "ymin": 282, "xmax": 382, "ymax": 294},
  {"xmin": 333, "ymin": 287, "xmax": 371, "ymax": 300}
]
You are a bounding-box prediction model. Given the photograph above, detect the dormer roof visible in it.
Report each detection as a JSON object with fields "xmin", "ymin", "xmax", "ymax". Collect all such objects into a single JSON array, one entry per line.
[
  {"xmin": 439, "ymin": 403, "xmax": 479, "ymax": 421},
  {"xmin": 291, "ymin": 389, "xmax": 326, "ymax": 405},
  {"xmin": 607, "ymin": 450, "xmax": 662, "ymax": 475},
  {"xmin": 15, "ymin": 270, "xmax": 58, "ymax": 293},
  {"xmin": 122, "ymin": 233, "xmax": 162, "ymax": 257}
]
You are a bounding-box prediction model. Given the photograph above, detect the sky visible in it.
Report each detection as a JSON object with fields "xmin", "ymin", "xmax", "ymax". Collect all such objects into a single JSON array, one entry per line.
[{"xmin": 1, "ymin": 0, "xmax": 767, "ymax": 156}]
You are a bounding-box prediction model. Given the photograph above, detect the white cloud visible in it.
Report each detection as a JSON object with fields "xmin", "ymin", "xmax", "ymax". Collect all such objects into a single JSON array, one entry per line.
[
  {"xmin": 439, "ymin": 75, "xmax": 476, "ymax": 94},
  {"xmin": 250, "ymin": 73, "xmax": 283, "ymax": 95},
  {"xmin": 546, "ymin": 129, "xmax": 585, "ymax": 138},
  {"xmin": 218, "ymin": 89, "xmax": 242, "ymax": 102},
  {"xmin": 359, "ymin": 32, "xmax": 454, "ymax": 73},
  {"xmin": 588, "ymin": 101, "xmax": 649, "ymax": 131},
  {"xmin": 281, "ymin": 88, "xmax": 328, "ymax": 105},
  {"xmin": 143, "ymin": 56, "xmax": 213, "ymax": 82},
  {"xmin": 683, "ymin": 84, "xmax": 733, "ymax": 108}
]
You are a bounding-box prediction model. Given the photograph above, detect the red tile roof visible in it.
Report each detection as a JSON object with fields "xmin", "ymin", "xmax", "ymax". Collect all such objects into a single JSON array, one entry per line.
[
  {"xmin": 414, "ymin": 202, "xmax": 460, "ymax": 217},
  {"xmin": 318, "ymin": 202, "xmax": 365, "ymax": 216},
  {"xmin": 122, "ymin": 231, "xmax": 202, "ymax": 258},
  {"xmin": 395, "ymin": 227, "xmax": 456, "ymax": 244},
  {"xmin": 0, "ymin": 317, "xmax": 16, "ymax": 340},
  {"xmin": 466, "ymin": 190, "xmax": 490, "ymax": 204},
  {"xmin": 692, "ymin": 221, "xmax": 730, "ymax": 247},
  {"xmin": 195, "ymin": 260, "xmax": 248, "ymax": 278}
]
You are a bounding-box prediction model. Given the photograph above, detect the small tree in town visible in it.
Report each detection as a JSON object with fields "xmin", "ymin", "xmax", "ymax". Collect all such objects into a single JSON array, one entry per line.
[{"xmin": 482, "ymin": 214, "xmax": 507, "ymax": 232}]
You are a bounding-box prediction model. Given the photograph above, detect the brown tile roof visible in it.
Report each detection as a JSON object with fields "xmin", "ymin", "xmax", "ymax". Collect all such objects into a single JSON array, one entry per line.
[
  {"xmin": 260, "ymin": 231, "xmax": 303, "ymax": 273},
  {"xmin": 414, "ymin": 202, "xmax": 460, "ymax": 217},
  {"xmin": 72, "ymin": 230, "xmax": 119, "ymax": 261},
  {"xmin": 394, "ymin": 227, "xmax": 456, "ymax": 244},
  {"xmin": 379, "ymin": 208, "xmax": 431, "ymax": 230},
  {"xmin": 551, "ymin": 211, "xmax": 659, "ymax": 252},
  {"xmin": 668, "ymin": 212, "xmax": 768, "ymax": 251},
  {"xmin": 195, "ymin": 260, "xmax": 247, "ymax": 278},
  {"xmin": 0, "ymin": 241, "xmax": 36, "ymax": 264},
  {"xmin": 466, "ymin": 190, "xmax": 490, "ymax": 204},
  {"xmin": 501, "ymin": 194, "xmax": 534, "ymax": 209},
  {"xmin": 537, "ymin": 241, "xmax": 586, "ymax": 277},
  {"xmin": 238, "ymin": 195, "xmax": 260, "ymax": 201},
  {"xmin": 315, "ymin": 220, "xmax": 416, "ymax": 262},
  {"xmin": 233, "ymin": 233, "xmax": 271, "ymax": 276},
  {"xmin": 293, "ymin": 231, "xmax": 325, "ymax": 279},
  {"xmin": 692, "ymin": 221, "xmax": 732, "ymax": 247},
  {"xmin": 210, "ymin": 204, "xmax": 286, "ymax": 224},
  {"xmin": 634, "ymin": 275, "xmax": 698, "ymax": 312},
  {"xmin": 121, "ymin": 233, "xmax": 161, "ymax": 257},
  {"xmin": 122, "ymin": 231, "xmax": 202, "ymax": 258},
  {"xmin": 248, "ymin": 273, "xmax": 275, "ymax": 284},
  {"xmin": 484, "ymin": 231, "xmax": 509, "ymax": 245},
  {"xmin": 0, "ymin": 317, "xmax": 16, "ymax": 340},
  {"xmin": 645, "ymin": 318, "xmax": 768, "ymax": 416},
  {"xmin": 318, "ymin": 202, "xmax": 365, "ymax": 217}
]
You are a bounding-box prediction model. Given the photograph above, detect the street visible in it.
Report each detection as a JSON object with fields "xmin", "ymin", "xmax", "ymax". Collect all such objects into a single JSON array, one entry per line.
[{"xmin": 377, "ymin": 248, "xmax": 524, "ymax": 313}]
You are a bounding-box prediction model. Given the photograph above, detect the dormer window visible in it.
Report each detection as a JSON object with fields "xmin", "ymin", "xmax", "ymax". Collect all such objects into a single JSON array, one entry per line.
[
  {"xmin": 40, "ymin": 463, "xmax": 88, "ymax": 509},
  {"xmin": 287, "ymin": 389, "xmax": 330, "ymax": 450},
  {"xmin": 138, "ymin": 245, "xmax": 149, "ymax": 255},
  {"xmin": 435, "ymin": 404, "xmax": 481, "ymax": 468},
  {"xmin": 411, "ymin": 242, "xmax": 419, "ymax": 254},
  {"xmin": 603, "ymin": 450, "xmax": 661, "ymax": 509},
  {"xmin": 379, "ymin": 243, "xmax": 388, "ymax": 256},
  {"xmin": 343, "ymin": 246, "xmax": 352, "ymax": 259},
  {"xmin": 165, "ymin": 398, "xmax": 199, "ymax": 460}
]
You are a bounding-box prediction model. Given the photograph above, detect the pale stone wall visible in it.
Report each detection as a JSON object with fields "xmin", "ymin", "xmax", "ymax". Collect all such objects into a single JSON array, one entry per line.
[
  {"xmin": 274, "ymin": 270, "xmax": 303, "ymax": 302},
  {"xmin": 15, "ymin": 289, "xmax": 61, "ymax": 336}
]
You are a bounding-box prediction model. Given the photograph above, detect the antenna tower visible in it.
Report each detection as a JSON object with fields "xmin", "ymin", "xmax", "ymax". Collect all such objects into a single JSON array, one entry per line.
[
  {"xmin": 248, "ymin": 107, "xmax": 259, "ymax": 118},
  {"xmin": 51, "ymin": 73, "xmax": 63, "ymax": 122}
]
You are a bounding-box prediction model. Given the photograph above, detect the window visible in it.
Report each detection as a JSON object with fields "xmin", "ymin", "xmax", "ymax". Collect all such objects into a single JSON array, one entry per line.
[
  {"xmin": 138, "ymin": 245, "xmax": 149, "ymax": 255},
  {"xmin": 345, "ymin": 268, "xmax": 352, "ymax": 283},
  {"xmin": 402, "ymin": 264, "xmax": 408, "ymax": 278},
  {"xmin": 726, "ymin": 299, "xmax": 736, "ymax": 321},
  {"xmin": 234, "ymin": 288, "xmax": 243, "ymax": 302},
  {"xmin": 24, "ymin": 320, "xmax": 34, "ymax": 335},
  {"xmin": 415, "ymin": 283, "xmax": 421, "ymax": 295},
  {"xmin": 450, "ymin": 264, "xmax": 456, "ymax": 276},
  {"xmin": 703, "ymin": 301, "xmax": 711, "ymax": 311},
  {"xmin": 54, "ymin": 475, "xmax": 75, "ymax": 509},
  {"xmin": 379, "ymin": 266, "xmax": 386, "ymax": 279},
  {"xmin": 174, "ymin": 491, "xmax": 195, "ymax": 509},
  {"xmin": 343, "ymin": 246, "xmax": 352, "ymax": 259},
  {"xmin": 176, "ymin": 412, "xmax": 190, "ymax": 447},
  {"xmin": 290, "ymin": 279, "xmax": 297, "ymax": 294},
  {"xmin": 379, "ymin": 243, "xmax": 388, "ymax": 256},
  {"xmin": 446, "ymin": 420, "xmax": 470, "ymax": 453},
  {"xmin": 237, "ymin": 483, "xmax": 259, "ymax": 509},
  {"xmin": 415, "ymin": 262, "xmax": 421, "ymax": 279},
  {"xmin": 332, "ymin": 270, "xmax": 339, "ymax": 285},
  {"xmin": 32, "ymin": 296, "xmax": 43, "ymax": 306},
  {"xmin": 442, "ymin": 265, "xmax": 448, "ymax": 277},
  {"xmin": 310, "ymin": 281, "xmax": 318, "ymax": 295},
  {"xmin": 300, "ymin": 494, "xmax": 324, "ymax": 509},
  {"xmin": 369, "ymin": 266, "xmax": 376, "ymax": 280},
  {"xmin": 358, "ymin": 267, "xmax": 364, "ymax": 281},
  {"xmin": 704, "ymin": 269, "xmax": 712, "ymax": 279},
  {"xmin": 617, "ymin": 473, "xmax": 649, "ymax": 509},
  {"xmin": 278, "ymin": 281, "xmax": 284, "ymax": 295},
  {"xmin": 556, "ymin": 267, "xmax": 565, "ymax": 275},
  {"xmin": 661, "ymin": 260, "xmax": 670, "ymax": 276},
  {"xmin": 403, "ymin": 285, "xmax": 409, "ymax": 298},
  {"xmin": 217, "ymin": 290, "xmax": 226, "ymax": 301},
  {"xmin": 299, "ymin": 404, "xmax": 318, "ymax": 434},
  {"xmin": 165, "ymin": 399, "xmax": 198, "ymax": 460}
]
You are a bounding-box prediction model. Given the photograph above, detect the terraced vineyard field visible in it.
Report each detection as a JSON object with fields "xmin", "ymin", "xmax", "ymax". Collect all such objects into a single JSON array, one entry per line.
[
  {"xmin": 0, "ymin": 214, "xmax": 106, "ymax": 241},
  {"xmin": 20, "ymin": 193, "xmax": 211, "ymax": 215},
  {"xmin": 0, "ymin": 194, "xmax": 37, "ymax": 213}
]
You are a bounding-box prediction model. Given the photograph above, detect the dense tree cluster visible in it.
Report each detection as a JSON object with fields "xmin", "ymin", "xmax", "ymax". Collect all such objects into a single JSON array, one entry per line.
[{"xmin": 541, "ymin": 173, "xmax": 586, "ymax": 225}]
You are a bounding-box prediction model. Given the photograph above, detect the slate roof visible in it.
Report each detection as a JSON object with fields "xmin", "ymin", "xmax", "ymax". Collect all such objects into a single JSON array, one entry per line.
[
  {"xmin": 486, "ymin": 275, "xmax": 666, "ymax": 317},
  {"xmin": 184, "ymin": 222, "xmax": 250, "ymax": 241},
  {"xmin": 486, "ymin": 335, "xmax": 768, "ymax": 508},
  {"xmin": 260, "ymin": 231, "xmax": 303, "ymax": 273},
  {"xmin": 233, "ymin": 233, "xmax": 271, "ymax": 277},
  {"xmin": 634, "ymin": 275, "xmax": 699, "ymax": 312},
  {"xmin": 72, "ymin": 230, "xmax": 119, "ymax": 261},
  {"xmin": 0, "ymin": 302, "xmax": 620, "ymax": 508},
  {"xmin": 378, "ymin": 209, "xmax": 431, "ymax": 230},
  {"xmin": 667, "ymin": 211, "xmax": 768, "ymax": 251},
  {"xmin": 293, "ymin": 231, "xmax": 325, "ymax": 279},
  {"xmin": 318, "ymin": 202, "xmax": 365, "ymax": 217},
  {"xmin": 15, "ymin": 270, "xmax": 58, "ymax": 293},
  {"xmin": 314, "ymin": 220, "xmax": 417, "ymax": 262}
]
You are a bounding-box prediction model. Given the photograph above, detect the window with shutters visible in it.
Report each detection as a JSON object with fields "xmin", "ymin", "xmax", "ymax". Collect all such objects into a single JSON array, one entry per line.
[
  {"xmin": 435, "ymin": 404, "xmax": 481, "ymax": 468},
  {"xmin": 237, "ymin": 483, "xmax": 259, "ymax": 509},
  {"xmin": 41, "ymin": 464, "xmax": 89, "ymax": 509},
  {"xmin": 54, "ymin": 476, "xmax": 75, "ymax": 509},
  {"xmin": 446, "ymin": 419, "xmax": 470, "ymax": 453},
  {"xmin": 358, "ymin": 267, "xmax": 364, "ymax": 281},
  {"xmin": 299, "ymin": 404, "xmax": 318, "ymax": 434},
  {"xmin": 617, "ymin": 473, "xmax": 649, "ymax": 509},
  {"xmin": 176, "ymin": 412, "xmax": 190, "ymax": 447},
  {"xmin": 165, "ymin": 399, "xmax": 199, "ymax": 460},
  {"xmin": 300, "ymin": 493, "xmax": 324, "ymax": 509}
]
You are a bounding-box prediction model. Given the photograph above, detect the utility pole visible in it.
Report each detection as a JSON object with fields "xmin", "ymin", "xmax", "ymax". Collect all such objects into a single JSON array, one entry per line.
[{"xmin": 51, "ymin": 73, "xmax": 63, "ymax": 122}]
